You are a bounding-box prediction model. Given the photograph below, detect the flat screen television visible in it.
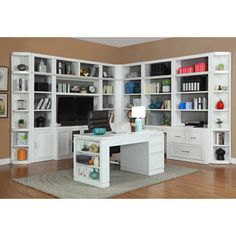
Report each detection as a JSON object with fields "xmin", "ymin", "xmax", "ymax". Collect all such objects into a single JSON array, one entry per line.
[{"xmin": 57, "ymin": 96, "xmax": 94, "ymax": 126}]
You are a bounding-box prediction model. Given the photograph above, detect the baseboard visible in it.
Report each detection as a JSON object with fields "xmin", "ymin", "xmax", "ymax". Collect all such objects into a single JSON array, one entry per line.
[
  {"xmin": 230, "ymin": 158, "xmax": 236, "ymax": 164},
  {"xmin": 0, "ymin": 158, "xmax": 11, "ymax": 165}
]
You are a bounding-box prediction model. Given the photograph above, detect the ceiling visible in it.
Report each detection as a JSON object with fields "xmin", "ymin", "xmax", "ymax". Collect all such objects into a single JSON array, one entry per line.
[{"xmin": 78, "ymin": 37, "xmax": 166, "ymax": 47}]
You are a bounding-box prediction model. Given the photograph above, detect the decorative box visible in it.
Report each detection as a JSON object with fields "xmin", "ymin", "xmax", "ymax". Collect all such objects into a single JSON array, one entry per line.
[
  {"xmin": 178, "ymin": 66, "xmax": 195, "ymax": 74},
  {"xmin": 195, "ymin": 62, "xmax": 208, "ymax": 72}
]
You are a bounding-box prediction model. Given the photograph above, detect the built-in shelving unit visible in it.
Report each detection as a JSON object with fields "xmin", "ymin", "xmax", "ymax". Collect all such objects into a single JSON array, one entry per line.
[{"xmin": 11, "ymin": 51, "xmax": 231, "ymax": 165}]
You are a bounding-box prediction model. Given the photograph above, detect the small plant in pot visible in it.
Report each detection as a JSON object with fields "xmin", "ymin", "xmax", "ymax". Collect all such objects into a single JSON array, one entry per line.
[
  {"xmin": 18, "ymin": 119, "xmax": 26, "ymax": 129},
  {"xmin": 217, "ymin": 63, "xmax": 224, "ymax": 70}
]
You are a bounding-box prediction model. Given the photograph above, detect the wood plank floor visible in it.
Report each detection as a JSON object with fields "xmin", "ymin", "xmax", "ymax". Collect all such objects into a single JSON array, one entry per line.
[{"xmin": 0, "ymin": 159, "xmax": 236, "ymax": 198}]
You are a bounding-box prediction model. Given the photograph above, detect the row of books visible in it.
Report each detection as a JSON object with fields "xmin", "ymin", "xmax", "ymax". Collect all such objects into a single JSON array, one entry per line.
[
  {"xmin": 215, "ymin": 132, "xmax": 225, "ymax": 145},
  {"xmin": 14, "ymin": 78, "xmax": 28, "ymax": 92},
  {"xmin": 35, "ymin": 98, "xmax": 52, "ymax": 110}
]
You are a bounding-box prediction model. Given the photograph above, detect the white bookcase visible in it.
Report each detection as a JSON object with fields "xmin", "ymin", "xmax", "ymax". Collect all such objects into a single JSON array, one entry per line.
[
  {"xmin": 11, "ymin": 52, "xmax": 117, "ymax": 164},
  {"xmin": 11, "ymin": 52, "xmax": 54, "ymax": 164},
  {"xmin": 210, "ymin": 52, "xmax": 231, "ymax": 164},
  {"xmin": 11, "ymin": 51, "xmax": 231, "ymax": 165},
  {"xmin": 120, "ymin": 52, "xmax": 231, "ymax": 164}
]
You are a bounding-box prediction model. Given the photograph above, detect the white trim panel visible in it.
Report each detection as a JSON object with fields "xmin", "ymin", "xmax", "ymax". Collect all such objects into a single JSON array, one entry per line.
[{"xmin": 0, "ymin": 158, "xmax": 11, "ymax": 165}]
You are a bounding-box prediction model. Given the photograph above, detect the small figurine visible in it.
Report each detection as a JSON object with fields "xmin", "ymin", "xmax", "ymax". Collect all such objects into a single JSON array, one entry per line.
[
  {"xmin": 216, "ymin": 118, "xmax": 223, "ymax": 128},
  {"xmin": 130, "ymin": 121, "xmax": 136, "ymax": 132},
  {"xmin": 81, "ymin": 142, "xmax": 89, "ymax": 151}
]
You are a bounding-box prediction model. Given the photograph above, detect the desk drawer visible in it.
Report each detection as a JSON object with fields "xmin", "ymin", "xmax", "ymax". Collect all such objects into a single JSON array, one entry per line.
[
  {"xmin": 171, "ymin": 130, "xmax": 186, "ymax": 143},
  {"xmin": 186, "ymin": 131, "xmax": 202, "ymax": 145},
  {"xmin": 171, "ymin": 143, "xmax": 203, "ymax": 161}
]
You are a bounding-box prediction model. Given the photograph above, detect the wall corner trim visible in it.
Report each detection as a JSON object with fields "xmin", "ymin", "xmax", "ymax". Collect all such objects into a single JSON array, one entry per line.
[
  {"xmin": 0, "ymin": 158, "xmax": 11, "ymax": 165},
  {"xmin": 230, "ymin": 157, "xmax": 236, "ymax": 164}
]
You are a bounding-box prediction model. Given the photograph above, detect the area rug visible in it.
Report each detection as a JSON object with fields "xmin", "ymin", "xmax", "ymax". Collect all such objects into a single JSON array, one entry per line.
[{"xmin": 13, "ymin": 164, "xmax": 198, "ymax": 199}]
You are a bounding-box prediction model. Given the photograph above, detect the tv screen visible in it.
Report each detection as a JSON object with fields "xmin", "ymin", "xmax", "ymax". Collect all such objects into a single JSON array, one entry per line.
[{"xmin": 57, "ymin": 96, "xmax": 94, "ymax": 126}]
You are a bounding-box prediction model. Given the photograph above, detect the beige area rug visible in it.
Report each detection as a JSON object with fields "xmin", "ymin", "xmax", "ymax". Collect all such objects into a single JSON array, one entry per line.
[{"xmin": 13, "ymin": 164, "xmax": 198, "ymax": 199}]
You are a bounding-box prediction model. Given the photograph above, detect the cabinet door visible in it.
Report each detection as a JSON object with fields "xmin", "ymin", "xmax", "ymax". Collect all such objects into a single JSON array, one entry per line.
[
  {"xmin": 33, "ymin": 131, "xmax": 52, "ymax": 162},
  {"xmin": 58, "ymin": 129, "xmax": 71, "ymax": 157}
]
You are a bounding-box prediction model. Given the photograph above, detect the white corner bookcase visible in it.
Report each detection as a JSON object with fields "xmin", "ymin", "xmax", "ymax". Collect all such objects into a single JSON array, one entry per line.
[
  {"xmin": 120, "ymin": 52, "xmax": 231, "ymax": 164},
  {"xmin": 210, "ymin": 52, "xmax": 231, "ymax": 164},
  {"xmin": 11, "ymin": 51, "xmax": 231, "ymax": 165},
  {"xmin": 11, "ymin": 52, "xmax": 117, "ymax": 164}
]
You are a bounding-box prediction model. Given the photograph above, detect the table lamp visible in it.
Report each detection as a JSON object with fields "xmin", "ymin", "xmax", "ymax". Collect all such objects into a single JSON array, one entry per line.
[{"xmin": 131, "ymin": 106, "xmax": 146, "ymax": 132}]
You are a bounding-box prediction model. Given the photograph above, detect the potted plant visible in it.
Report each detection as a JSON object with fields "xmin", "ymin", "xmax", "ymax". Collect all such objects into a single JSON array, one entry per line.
[
  {"xmin": 162, "ymin": 79, "xmax": 171, "ymax": 93},
  {"xmin": 18, "ymin": 119, "xmax": 26, "ymax": 129},
  {"xmin": 217, "ymin": 63, "xmax": 224, "ymax": 70}
]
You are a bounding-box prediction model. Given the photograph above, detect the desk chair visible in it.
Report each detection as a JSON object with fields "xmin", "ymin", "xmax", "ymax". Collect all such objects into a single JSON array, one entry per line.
[{"xmin": 87, "ymin": 110, "xmax": 120, "ymax": 165}]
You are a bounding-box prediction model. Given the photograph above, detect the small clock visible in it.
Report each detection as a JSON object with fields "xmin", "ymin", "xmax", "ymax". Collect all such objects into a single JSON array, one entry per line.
[{"xmin": 88, "ymin": 85, "xmax": 96, "ymax": 93}]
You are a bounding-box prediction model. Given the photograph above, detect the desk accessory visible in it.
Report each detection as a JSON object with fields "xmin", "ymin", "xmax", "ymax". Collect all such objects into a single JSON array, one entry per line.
[
  {"xmin": 131, "ymin": 106, "xmax": 146, "ymax": 132},
  {"xmin": 93, "ymin": 128, "xmax": 106, "ymax": 135}
]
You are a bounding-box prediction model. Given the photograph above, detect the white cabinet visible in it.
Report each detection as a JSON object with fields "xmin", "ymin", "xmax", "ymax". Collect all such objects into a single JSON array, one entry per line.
[
  {"xmin": 170, "ymin": 127, "xmax": 209, "ymax": 164},
  {"xmin": 32, "ymin": 130, "xmax": 52, "ymax": 162},
  {"xmin": 57, "ymin": 129, "xmax": 71, "ymax": 158}
]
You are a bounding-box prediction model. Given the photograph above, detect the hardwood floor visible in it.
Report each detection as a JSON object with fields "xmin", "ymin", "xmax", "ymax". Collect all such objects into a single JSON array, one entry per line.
[{"xmin": 0, "ymin": 158, "xmax": 236, "ymax": 198}]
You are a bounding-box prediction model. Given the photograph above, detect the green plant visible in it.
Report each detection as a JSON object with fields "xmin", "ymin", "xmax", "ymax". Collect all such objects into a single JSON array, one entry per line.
[
  {"xmin": 162, "ymin": 79, "xmax": 171, "ymax": 86},
  {"xmin": 217, "ymin": 63, "xmax": 224, "ymax": 70}
]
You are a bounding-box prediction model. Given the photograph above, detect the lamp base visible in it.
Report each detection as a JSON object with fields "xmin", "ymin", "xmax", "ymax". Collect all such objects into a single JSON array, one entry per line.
[{"xmin": 135, "ymin": 118, "xmax": 142, "ymax": 132}]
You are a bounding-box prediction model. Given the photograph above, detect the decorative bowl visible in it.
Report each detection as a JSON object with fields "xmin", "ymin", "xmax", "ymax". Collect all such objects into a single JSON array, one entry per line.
[
  {"xmin": 93, "ymin": 128, "xmax": 106, "ymax": 135},
  {"xmin": 17, "ymin": 64, "xmax": 28, "ymax": 71}
]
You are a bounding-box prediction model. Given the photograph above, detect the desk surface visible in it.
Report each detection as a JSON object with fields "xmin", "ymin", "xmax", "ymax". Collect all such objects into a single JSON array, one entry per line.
[{"xmin": 74, "ymin": 130, "xmax": 163, "ymax": 140}]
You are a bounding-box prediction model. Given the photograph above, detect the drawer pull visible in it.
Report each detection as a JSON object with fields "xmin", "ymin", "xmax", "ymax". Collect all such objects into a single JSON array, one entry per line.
[
  {"xmin": 190, "ymin": 137, "xmax": 197, "ymax": 139},
  {"xmin": 181, "ymin": 150, "xmax": 190, "ymax": 153},
  {"xmin": 175, "ymin": 135, "xmax": 181, "ymax": 138}
]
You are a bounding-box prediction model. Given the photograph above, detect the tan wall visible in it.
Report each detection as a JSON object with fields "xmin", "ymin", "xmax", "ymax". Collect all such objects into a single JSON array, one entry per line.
[
  {"xmin": 119, "ymin": 37, "xmax": 236, "ymax": 157},
  {"xmin": 0, "ymin": 37, "xmax": 120, "ymax": 159}
]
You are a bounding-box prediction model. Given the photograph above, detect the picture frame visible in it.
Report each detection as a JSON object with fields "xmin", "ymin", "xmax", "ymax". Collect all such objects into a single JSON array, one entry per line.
[
  {"xmin": 0, "ymin": 93, "xmax": 8, "ymax": 118},
  {"xmin": 0, "ymin": 66, "xmax": 8, "ymax": 91}
]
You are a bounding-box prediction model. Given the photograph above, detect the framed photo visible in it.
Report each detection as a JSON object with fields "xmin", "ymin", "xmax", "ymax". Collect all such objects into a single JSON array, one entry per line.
[
  {"xmin": 0, "ymin": 94, "xmax": 8, "ymax": 118},
  {"xmin": 0, "ymin": 66, "xmax": 8, "ymax": 91}
]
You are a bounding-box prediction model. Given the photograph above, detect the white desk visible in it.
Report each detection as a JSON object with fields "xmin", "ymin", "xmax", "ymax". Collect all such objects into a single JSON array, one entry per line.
[{"xmin": 73, "ymin": 130, "xmax": 164, "ymax": 188}]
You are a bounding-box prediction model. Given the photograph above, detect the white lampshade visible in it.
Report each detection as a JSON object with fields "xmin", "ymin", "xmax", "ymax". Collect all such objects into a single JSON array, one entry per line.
[{"xmin": 131, "ymin": 106, "xmax": 146, "ymax": 118}]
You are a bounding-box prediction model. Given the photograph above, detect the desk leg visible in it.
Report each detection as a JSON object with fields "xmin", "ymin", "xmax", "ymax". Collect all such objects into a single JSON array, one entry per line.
[{"xmin": 99, "ymin": 141, "xmax": 110, "ymax": 188}]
